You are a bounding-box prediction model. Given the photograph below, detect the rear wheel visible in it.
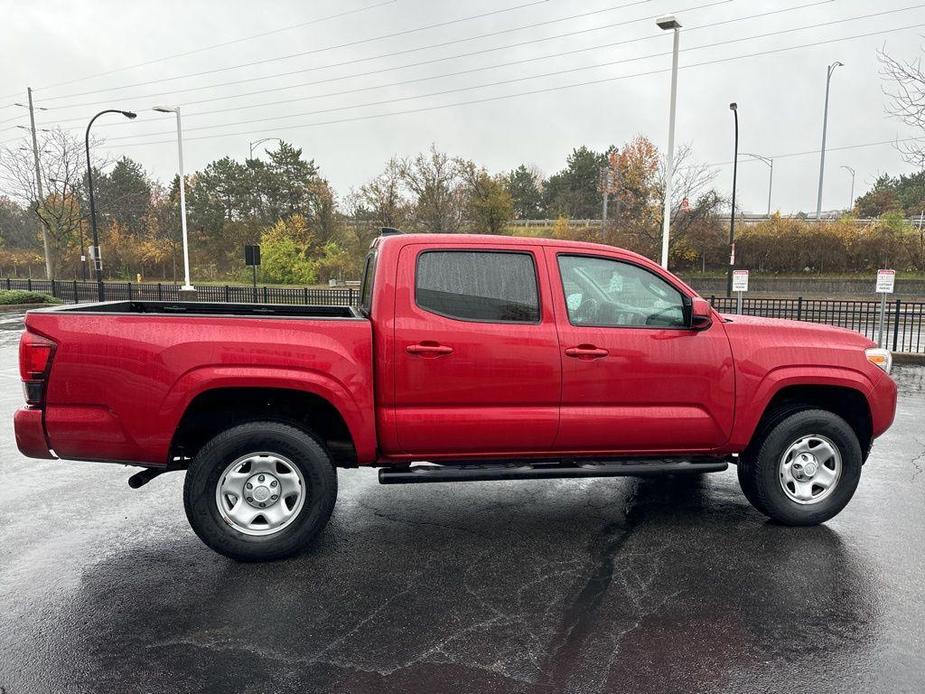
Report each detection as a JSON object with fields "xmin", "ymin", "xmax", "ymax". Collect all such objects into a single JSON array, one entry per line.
[
  {"xmin": 183, "ymin": 421, "xmax": 337, "ymax": 561},
  {"xmin": 738, "ymin": 409, "xmax": 862, "ymax": 526}
]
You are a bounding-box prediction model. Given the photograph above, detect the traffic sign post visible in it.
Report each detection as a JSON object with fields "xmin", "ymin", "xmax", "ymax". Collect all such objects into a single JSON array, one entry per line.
[
  {"xmin": 245, "ymin": 244, "xmax": 261, "ymax": 303},
  {"xmin": 732, "ymin": 269, "xmax": 749, "ymax": 314},
  {"xmin": 875, "ymin": 269, "xmax": 895, "ymax": 347}
]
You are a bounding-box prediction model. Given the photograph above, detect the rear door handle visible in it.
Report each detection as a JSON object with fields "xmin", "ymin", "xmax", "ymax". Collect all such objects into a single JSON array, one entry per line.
[
  {"xmin": 406, "ymin": 343, "xmax": 454, "ymax": 356},
  {"xmin": 564, "ymin": 345, "xmax": 609, "ymax": 360}
]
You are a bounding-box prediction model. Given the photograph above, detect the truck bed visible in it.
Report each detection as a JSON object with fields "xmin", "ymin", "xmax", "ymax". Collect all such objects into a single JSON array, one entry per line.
[
  {"xmin": 34, "ymin": 300, "xmax": 361, "ymax": 319},
  {"xmin": 23, "ymin": 301, "xmax": 376, "ymax": 466}
]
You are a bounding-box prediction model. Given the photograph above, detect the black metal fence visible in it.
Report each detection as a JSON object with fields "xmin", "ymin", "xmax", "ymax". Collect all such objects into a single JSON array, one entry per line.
[
  {"xmin": 2, "ymin": 277, "xmax": 359, "ymax": 307},
  {"xmin": 3, "ymin": 278, "xmax": 923, "ymax": 353}
]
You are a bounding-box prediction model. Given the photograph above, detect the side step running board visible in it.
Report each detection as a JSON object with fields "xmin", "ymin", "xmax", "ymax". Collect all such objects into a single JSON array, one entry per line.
[{"xmin": 378, "ymin": 459, "xmax": 728, "ymax": 485}]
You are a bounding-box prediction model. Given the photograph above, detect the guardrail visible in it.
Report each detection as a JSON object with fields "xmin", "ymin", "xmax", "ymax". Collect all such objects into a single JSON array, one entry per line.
[{"xmin": 3, "ymin": 278, "xmax": 922, "ymax": 353}]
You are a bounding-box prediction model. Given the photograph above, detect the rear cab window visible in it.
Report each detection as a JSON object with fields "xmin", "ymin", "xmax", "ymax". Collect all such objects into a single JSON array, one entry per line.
[
  {"xmin": 415, "ymin": 250, "xmax": 540, "ymax": 323},
  {"xmin": 359, "ymin": 249, "xmax": 377, "ymax": 316}
]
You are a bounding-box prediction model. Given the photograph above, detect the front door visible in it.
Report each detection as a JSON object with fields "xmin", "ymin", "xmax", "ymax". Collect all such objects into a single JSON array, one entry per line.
[
  {"xmin": 391, "ymin": 243, "xmax": 561, "ymax": 457},
  {"xmin": 547, "ymin": 249, "xmax": 735, "ymax": 454}
]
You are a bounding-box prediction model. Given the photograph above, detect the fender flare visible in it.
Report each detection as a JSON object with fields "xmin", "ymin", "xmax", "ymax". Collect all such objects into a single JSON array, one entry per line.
[
  {"xmin": 157, "ymin": 365, "xmax": 376, "ymax": 462},
  {"xmin": 730, "ymin": 365, "xmax": 875, "ymax": 449}
]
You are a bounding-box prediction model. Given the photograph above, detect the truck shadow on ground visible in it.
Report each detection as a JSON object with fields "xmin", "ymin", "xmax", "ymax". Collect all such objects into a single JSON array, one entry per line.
[{"xmin": 35, "ymin": 473, "xmax": 876, "ymax": 694}]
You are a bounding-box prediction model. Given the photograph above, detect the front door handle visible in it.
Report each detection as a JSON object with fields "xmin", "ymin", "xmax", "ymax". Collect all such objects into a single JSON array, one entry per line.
[
  {"xmin": 565, "ymin": 345, "xmax": 609, "ymax": 360},
  {"xmin": 406, "ymin": 342, "xmax": 454, "ymax": 357}
]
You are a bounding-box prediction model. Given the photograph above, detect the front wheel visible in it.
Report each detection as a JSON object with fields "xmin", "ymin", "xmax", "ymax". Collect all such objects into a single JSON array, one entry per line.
[
  {"xmin": 183, "ymin": 421, "xmax": 337, "ymax": 561},
  {"xmin": 738, "ymin": 409, "xmax": 862, "ymax": 526}
]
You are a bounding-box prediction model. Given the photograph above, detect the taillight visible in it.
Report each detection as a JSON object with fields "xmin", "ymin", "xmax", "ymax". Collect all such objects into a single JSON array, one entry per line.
[{"xmin": 19, "ymin": 330, "xmax": 56, "ymax": 406}]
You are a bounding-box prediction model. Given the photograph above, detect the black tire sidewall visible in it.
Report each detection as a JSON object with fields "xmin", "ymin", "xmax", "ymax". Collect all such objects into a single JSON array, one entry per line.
[
  {"xmin": 750, "ymin": 409, "xmax": 862, "ymax": 525},
  {"xmin": 184, "ymin": 422, "xmax": 337, "ymax": 561}
]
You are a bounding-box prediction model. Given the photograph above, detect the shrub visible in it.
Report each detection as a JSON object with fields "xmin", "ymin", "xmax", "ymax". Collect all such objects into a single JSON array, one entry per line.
[{"xmin": 0, "ymin": 290, "xmax": 61, "ymax": 305}]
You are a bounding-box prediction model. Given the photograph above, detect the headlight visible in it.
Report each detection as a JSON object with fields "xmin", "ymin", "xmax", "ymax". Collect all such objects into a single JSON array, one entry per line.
[{"xmin": 865, "ymin": 348, "xmax": 892, "ymax": 374}]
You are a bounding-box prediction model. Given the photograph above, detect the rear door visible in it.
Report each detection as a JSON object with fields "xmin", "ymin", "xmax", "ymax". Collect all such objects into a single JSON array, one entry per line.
[
  {"xmin": 391, "ymin": 243, "xmax": 560, "ymax": 456},
  {"xmin": 547, "ymin": 249, "xmax": 735, "ymax": 454}
]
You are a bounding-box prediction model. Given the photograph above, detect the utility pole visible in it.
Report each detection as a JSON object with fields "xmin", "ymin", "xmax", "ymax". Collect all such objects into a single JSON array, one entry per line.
[{"xmin": 26, "ymin": 88, "xmax": 53, "ymax": 280}]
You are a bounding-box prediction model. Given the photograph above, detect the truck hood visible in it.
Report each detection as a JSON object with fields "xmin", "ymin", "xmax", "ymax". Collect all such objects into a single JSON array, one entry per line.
[{"xmin": 718, "ymin": 313, "xmax": 875, "ymax": 349}]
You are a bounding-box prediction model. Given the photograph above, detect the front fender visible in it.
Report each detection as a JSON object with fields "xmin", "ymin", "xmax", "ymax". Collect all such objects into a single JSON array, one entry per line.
[{"xmin": 729, "ymin": 365, "xmax": 877, "ymax": 450}]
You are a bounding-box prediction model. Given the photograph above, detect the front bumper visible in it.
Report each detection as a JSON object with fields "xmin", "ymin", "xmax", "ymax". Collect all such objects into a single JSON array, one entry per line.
[
  {"xmin": 870, "ymin": 369, "xmax": 898, "ymax": 439},
  {"xmin": 14, "ymin": 408, "xmax": 55, "ymax": 459}
]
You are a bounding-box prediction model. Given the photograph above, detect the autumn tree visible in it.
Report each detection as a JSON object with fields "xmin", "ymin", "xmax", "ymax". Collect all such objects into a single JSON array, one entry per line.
[{"xmin": 459, "ymin": 161, "xmax": 513, "ymax": 234}]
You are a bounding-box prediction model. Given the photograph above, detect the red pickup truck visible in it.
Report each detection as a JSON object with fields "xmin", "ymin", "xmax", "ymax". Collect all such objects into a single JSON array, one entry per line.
[{"xmin": 15, "ymin": 233, "xmax": 897, "ymax": 561}]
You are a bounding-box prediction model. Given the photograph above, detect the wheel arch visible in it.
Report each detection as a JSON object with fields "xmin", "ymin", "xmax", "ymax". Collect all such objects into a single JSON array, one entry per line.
[
  {"xmin": 169, "ymin": 386, "xmax": 362, "ymax": 467},
  {"xmin": 743, "ymin": 383, "xmax": 873, "ymax": 462}
]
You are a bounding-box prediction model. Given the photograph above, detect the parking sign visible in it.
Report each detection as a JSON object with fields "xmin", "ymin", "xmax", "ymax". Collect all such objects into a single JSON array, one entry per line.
[
  {"xmin": 876, "ymin": 269, "xmax": 895, "ymax": 294},
  {"xmin": 732, "ymin": 270, "xmax": 749, "ymax": 293}
]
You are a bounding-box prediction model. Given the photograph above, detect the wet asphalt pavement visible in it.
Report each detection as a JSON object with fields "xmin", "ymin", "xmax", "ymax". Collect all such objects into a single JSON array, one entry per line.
[{"xmin": 0, "ymin": 312, "xmax": 924, "ymax": 694}]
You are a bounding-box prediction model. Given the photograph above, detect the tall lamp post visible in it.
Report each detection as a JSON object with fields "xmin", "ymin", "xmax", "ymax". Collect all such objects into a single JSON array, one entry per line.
[
  {"xmin": 153, "ymin": 106, "xmax": 195, "ymax": 298},
  {"xmin": 740, "ymin": 152, "xmax": 774, "ymax": 217},
  {"xmin": 85, "ymin": 109, "xmax": 136, "ymax": 301},
  {"xmin": 815, "ymin": 60, "xmax": 844, "ymax": 219},
  {"xmin": 840, "ymin": 165, "xmax": 855, "ymax": 212},
  {"xmin": 656, "ymin": 14, "xmax": 681, "ymax": 269},
  {"xmin": 727, "ymin": 102, "xmax": 739, "ymax": 298},
  {"xmin": 249, "ymin": 137, "xmax": 283, "ymax": 158}
]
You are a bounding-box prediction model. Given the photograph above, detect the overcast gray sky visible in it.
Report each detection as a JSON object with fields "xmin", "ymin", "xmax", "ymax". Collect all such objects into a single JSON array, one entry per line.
[{"xmin": 1, "ymin": 0, "xmax": 923, "ymax": 214}]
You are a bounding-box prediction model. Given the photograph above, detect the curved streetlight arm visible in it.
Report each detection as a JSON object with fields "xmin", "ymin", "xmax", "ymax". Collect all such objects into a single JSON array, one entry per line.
[
  {"xmin": 740, "ymin": 152, "xmax": 774, "ymax": 216},
  {"xmin": 249, "ymin": 137, "xmax": 283, "ymax": 158}
]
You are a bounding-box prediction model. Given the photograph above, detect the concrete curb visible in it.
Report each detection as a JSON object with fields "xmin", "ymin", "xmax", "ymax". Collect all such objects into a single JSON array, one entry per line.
[
  {"xmin": 0, "ymin": 303, "xmax": 58, "ymax": 313},
  {"xmin": 894, "ymin": 352, "xmax": 925, "ymax": 366}
]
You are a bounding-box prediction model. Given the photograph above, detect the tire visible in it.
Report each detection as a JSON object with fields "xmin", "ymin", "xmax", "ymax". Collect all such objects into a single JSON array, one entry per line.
[
  {"xmin": 737, "ymin": 409, "xmax": 862, "ymax": 526},
  {"xmin": 183, "ymin": 421, "xmax": 337, "ymax": 561},
  {"xmin": 736, "ymin": 457, "xmax": 768, "ymax": 515}
]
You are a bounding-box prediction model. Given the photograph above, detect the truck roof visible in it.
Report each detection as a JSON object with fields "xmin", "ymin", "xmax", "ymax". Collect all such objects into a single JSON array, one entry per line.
[{"xmin": 374, "ymin": 232, "xmax": 656, "ymax": 267}]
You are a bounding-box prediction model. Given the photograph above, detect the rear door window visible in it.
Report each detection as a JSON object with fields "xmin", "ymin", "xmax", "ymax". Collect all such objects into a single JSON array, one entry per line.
[{"xmin": 415, "ymin": 250, "xmax": 540, "ymax": 323}]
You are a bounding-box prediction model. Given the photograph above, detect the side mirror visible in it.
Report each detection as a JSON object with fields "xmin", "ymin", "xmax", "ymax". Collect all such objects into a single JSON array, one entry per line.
[{"xmin": 690, "ymin": 297, "xmax": 713, "ymax": 330}]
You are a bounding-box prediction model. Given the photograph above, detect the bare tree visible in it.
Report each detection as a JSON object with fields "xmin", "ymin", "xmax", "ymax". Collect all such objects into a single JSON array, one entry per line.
[
  {"xmin": 349, "ymin": 158, "xmax": 411, "ymax": 228},
  {"xmin": 398, "ymin": 144, "xmax": 465, "ymax": 233},
  {"xmin": 0, "ymin": 128, "xmax": 103, "ymax": 278},
  {"xmin": 878, "ymin": 44, "xmax": 925, "ymax": 166}
]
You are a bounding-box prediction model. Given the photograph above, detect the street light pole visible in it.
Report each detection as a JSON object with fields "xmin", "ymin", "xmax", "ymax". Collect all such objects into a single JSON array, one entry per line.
[
  {"xmin": 85, "ymin": 109, "xmax": 137, "ymax": 301},
  {"xmin": 656, "ymin": 14, "xmax": 681, "ymax": 269},
  {"xmin": 840, "ymin": 165, "xmax": 855, "ymax": 212},
  {"xmin": 154, "ymin": 106, "xmax": 194, "ymax": 296},
  {"xmin": 740, "ymin": 153, "xmax": 774, "ymax": 217},
  {"xmin": 727, "ymin": 103, "xmax": 739, "ymax": 298},
  {"xmin": 815, "ymin": 60, "xmax": 844, "ymax": 219}
]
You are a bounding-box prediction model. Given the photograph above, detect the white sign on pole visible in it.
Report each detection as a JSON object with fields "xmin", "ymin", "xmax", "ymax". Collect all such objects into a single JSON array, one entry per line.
[
  {"xmin": 875, "ymin": 269, "xmax": 895, "ymax": 294},
  {"xmin": 732, "ymin": 269, "xmax": 749, "ymax": 292}
]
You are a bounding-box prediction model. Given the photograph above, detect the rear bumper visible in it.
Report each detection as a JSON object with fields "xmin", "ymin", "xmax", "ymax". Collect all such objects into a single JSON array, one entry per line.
[{"xmin": 14, "ymin": 408, "xmax": 55, "ymax": 459}]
